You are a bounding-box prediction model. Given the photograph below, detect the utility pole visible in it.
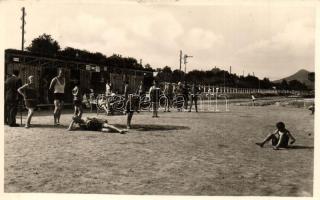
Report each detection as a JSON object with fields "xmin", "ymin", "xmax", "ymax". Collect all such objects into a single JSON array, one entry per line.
[
  {"xmin": 21, "ymin": 7, "xmax": 26, "ymax": 51},
  {"xmin": 183, "ymin": 54, "xmax": 193, "ymax": 73},
  {"xmin": 229, "ymin": 66, "xmax": 232, "ymax": 74},
  {"xmin": 179, "ymin": 50, "xmax": 182, "ymax": 71},
  {"xmin": 223, "ymin": 70, "xmax": 226, "ymax": 93}
]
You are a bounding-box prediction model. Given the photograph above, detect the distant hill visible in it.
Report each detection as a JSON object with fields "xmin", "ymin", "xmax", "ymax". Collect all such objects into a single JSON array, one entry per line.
[{"xmin": 273, "ymin": 69, "xmax": 315, "ymax": 89}]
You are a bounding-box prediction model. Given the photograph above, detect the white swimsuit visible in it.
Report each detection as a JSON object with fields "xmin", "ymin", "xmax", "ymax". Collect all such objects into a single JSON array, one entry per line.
[{"xmin": 54, "ymin": 77, "xmax": 65, "ymax": 94}]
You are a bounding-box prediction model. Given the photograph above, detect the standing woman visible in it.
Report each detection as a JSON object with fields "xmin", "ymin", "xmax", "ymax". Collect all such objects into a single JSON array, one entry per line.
[
  {"xmin": 18, "ymin": 76, "xmax": 38, "ymax": 128},
  {"xmin": 49, "ymin": 68, "xmax": 65, "ymax": 126}
]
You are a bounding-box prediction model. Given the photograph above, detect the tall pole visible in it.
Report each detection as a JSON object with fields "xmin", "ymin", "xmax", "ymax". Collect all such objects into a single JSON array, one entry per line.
[
  {"xmin": 183, "ymin": 54, "xmax": 193, "ymax": 73},
  {"xmin": 21, "ymin": 7, "xmax": 26, "ymax": 51},
  {"xmin": 179, "ymin": 50, "xmax": 182, "ymax": 71},
  {"xmin": 223, "ymin": 70, "xmax": 225, "ymax": 93}
]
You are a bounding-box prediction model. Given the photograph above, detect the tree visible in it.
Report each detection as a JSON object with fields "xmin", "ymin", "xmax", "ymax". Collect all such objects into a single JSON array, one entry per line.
[
  {"xmin": 288, "ymin": 80, "xmax": 308, "ymax": 91},
  {"xmin": 172, "ymin": 70, "xmax": 185, "ymax": 83},
  {"xmin": 280, "ymin": 80, "xmax": 289, "ymax": 90},
  {"xmin": 144, "ymin": 64, "xmax": 153, "ymax": 70},
  {"xmin": 157, "ymin": 66, "xmax": 173, "ymax": 82},
  {"xmin": 26, "ymin": 34, "xmax": 60, "ymax": 56}
]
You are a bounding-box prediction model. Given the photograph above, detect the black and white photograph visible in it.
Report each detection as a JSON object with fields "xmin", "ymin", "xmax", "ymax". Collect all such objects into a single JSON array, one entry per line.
[{"xmin": 1, "ymin": 0, "xmax": 318, "ymax": 199}]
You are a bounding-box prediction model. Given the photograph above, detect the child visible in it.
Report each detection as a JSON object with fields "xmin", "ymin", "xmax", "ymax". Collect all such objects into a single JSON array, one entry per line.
[
  {"xmin": 67, "ymin": 115, "xmax": 126, "ymax": 134},
  {"xmin": 256, "ymin": 122, "xmax": 296, "ymax": 150},
  {"xmin": 72, "ymin": 81, "xmax": 83, "ymax": 118}
]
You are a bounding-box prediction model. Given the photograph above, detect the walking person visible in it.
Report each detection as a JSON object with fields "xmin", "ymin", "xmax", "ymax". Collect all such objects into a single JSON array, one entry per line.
[
  {"xmin": 149, "ymin": 80, "xmax": 161, "ymax": 118},
  {"xmin": 5, "ymin": 70, "xmax": 22, "ymax": 127},
  {"xmin": 17, "ymin": 76, "xmax": 38, "ymax": 128},
  {"xmin": 49, "ymin": 68, "xmax": 65, "ymax": 126},
  {"xmin": 189, "ymin": 83, "xmax": 199, "ymax": 112}
]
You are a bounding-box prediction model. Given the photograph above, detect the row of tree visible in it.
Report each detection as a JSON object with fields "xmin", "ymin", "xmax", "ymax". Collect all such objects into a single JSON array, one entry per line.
[
  {"xmin": 26, "ymin": 34, "xmax": 310, "ymax": 91},
  {"xmin": 26, "ymin": 34, "xmax": 151, "ymax": 71},
  {"xmin": 156, "ymin": 66, "xmax": 309, "ymax": 90}
]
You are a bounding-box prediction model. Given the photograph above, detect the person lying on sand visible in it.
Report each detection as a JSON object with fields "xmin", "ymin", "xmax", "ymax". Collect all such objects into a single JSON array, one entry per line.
[
  {"xmin": 256, "ymin": 122, "xmax": 296, "ymax": 150},
  {"xmin": 67, "ymin": 115, "xmax": 126, "ymax": 134}
]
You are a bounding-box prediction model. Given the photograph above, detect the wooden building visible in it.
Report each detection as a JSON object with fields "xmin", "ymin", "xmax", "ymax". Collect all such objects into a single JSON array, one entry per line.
[{"xmin": 4, "ymin": 49, "xmax": 153, "ymax": 104}]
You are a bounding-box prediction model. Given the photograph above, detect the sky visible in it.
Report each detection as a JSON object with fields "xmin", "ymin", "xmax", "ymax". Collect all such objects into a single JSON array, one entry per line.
[{"xmin": 0, "ymin": 0, "xmax": 316, "ymax": 80}]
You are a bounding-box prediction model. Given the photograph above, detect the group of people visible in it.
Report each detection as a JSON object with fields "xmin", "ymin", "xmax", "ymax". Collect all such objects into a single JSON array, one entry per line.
[
  {"xmin": 5, "ymin": 69, "xmax": 66, "ymax": 128},
  {"xmin": 4, "ymin": 68, "xmax": 133, "ymax": 133},
  {"xmin": 147, "ymin": 81, "xmax": 201, "ymax": 114},
  {"xmin": 5, "ymin": 69, "xmax": 301, "ymax": 150}
]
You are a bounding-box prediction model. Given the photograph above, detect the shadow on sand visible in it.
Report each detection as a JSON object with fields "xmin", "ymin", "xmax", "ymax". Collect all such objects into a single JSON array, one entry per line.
[
  {"xmin": 286, "ymin": 145, "xmax": 314, "ymax": 150},
  {"xmin": 115, "ymin": 124, "xmax": 190, "ymax": 132},
  {"xmin": 30, "ymin": 124, "xmax": 68, "ymax": 129}
]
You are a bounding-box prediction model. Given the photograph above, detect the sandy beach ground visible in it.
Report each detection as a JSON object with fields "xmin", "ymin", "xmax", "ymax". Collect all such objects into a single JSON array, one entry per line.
[{"xmin": 4, "ymin": 104, "xmax": 314, "ymax": 196}]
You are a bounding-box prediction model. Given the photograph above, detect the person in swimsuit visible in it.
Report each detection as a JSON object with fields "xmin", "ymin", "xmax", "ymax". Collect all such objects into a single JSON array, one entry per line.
[
  {"xmin": 67, "ymin": 115, "xmax": 126, "ymax": 134},
  {"xmin": 72, "ymin": 80, "xmax": 83, "ymax": 119},
  {"xmin": 149, "ymin": 80, "xmax": 161, "ymax": 118},
  {"xmin": 256, "ymin": 122, "xmax": 296, "ymax": 150},
  {"xmin": 125, "ymin": 94, "xmax": 140, "ymax": 129},
  {"xmin": 49, "ymin": 68, "xmax": 65, "ymax": 126},
  {"xmin": 163, "ymin": 82, "xmax": 173, "ymax": 112},
  {"xmin": 308, "ymin": 103, "xmax": 315, "ymax": 115},
  {"xmin": 189, "ymin": 83, "xmax": 199, "ymax": 112},
  {"xmin": 18, "ymin": 76, "xmax": 38, "ymax": 128}
]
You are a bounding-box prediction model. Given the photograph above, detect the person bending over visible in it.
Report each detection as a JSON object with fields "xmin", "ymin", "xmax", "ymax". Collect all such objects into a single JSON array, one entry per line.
[
  {"xmin": 67, "ymin": 115, "xmax": 126, "ymax": 134},
  {"xmin": 256, "ymin": 122, "xmax": 296, "ymax": 150}
]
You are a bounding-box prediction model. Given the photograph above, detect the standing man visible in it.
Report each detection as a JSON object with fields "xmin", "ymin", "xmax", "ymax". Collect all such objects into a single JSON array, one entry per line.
[
  {"xmin": 164, "ymin": 82, "xmax": 173, "ymax": 112},
  {"xmin": 136, "ymin": 81, "xmax": 143, "ymax": 96},
  {"xmin": 182, "ymin": 82, "xmax": 189, "ymax": 110},
  {"xmin": 149, "ymin": 80, "xmax": 161, "ymax": 118},
  {"xmin": 5, "ymin": 70, "xmax": 22, "ymax": 126},
  {"xmin": 49, "ymin": 68, "xmax": 65, "ymax": 126},
  {"xmin": 189, "ymin": 83, "xmax": 199, "ymax": 112},
  {"xmin": 174, "ymin": 82, "xmax": 184, "ymax": 112},
  {"xmin": 104, "ymin": 81, "xmax": 113, "ymax": 115},
  {"xmin": 123, "ymin": 81, "xmax": 129, "ymax": 100}
]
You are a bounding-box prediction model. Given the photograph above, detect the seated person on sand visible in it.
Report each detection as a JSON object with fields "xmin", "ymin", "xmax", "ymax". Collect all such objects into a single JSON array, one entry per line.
[
  {"xmin": 256, "ymin": 122, "xmax": 296, "ymax": 150},
  {"xmin": 308, "ymin": 104, "xmax": 315, "ymax": 115},
  {"xmin": 67, "ymin": 115, "xmax": 126, "ymax": 134}
]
